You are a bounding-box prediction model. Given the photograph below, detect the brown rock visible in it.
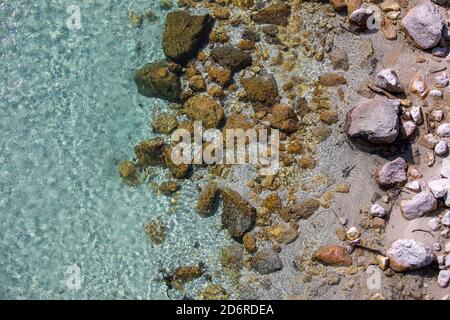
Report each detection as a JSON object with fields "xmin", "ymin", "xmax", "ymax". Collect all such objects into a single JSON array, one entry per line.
[
  {"xmin": 293, "ymin": 198, "xmax": 321, "ymax": 220},
  {"xmin": 119, "ymin": 160, "xmax": 140, "ymax": 186},
  {"xmin": 159, "ymin": 181, "xmax": 180, "ymax": 195},
  {"xmin": 319, "ymin": 73, "xmax": 347, "ymax": 87},
  {"xmin": 320, "ymin": 110, "xmax": 339, "ymax": 125},
  {"xmin": 163, "ymin": 11, "xmax": 214, "ymax": 63},
  {"xmin": 237, "ymin": 39, "xmax": 255, "ymax": 51},
  {"xmin": 183, "ymin": 95, "xmax": 225, "ymax": 129},
  {"xmin": 210, "ymin": 45, "xmax": 252, "ymax": 73},
  {"xmin": 330, "ymin": 0, "xmax": 347, "ymax": 11},
  {"xmin": 232, "ymin": 0, "xmax": 254, "ymax": 9},
  {"xmin": 253, "ymin": 2, "xmax": 291, "ymax": 27},
  {"xmin": 152, "ymin": 112, "xmax": 179, "ymax": 135},
  {"xmin": 208, "ymin": 66, "xmax": 232, "ymax": 87},
  {"xmin": 188, "ymin": 75, "xmax": 206, "ymax": 92},
  {"xmin": 196, "ymin": 182, "xmax": 219, "ymax": 217},
  {"xmin": 329, "ymin": 49, "xmax": 349, "ymax": 71},
  {"xmin": 198, "ymin": 284, "xmax": 229, "ymax": 300},
  {"xmin": 270, "ymin": 104, "xmax": 299, "ymax": 133},
  {"xmin": 134, "ymin": 60, "xmax": 182, "ymax": 102},
  {"xmin": 265, "ymin": 223, "xmax": 298, "ymax": 244},
  {"xmin": 313, "ymin": 244, "xmax": 353, "ymax": 267},
  {"xmin": 134, "ymin": 138, "xmax": 167, "ymax": 167},
  {"xmin": 347, "ymin": 0, "xmax": 362, "ymax": 15},
  {"xmin": 221, "ymin": 188, "xmax": 256, "ymax": 238},
  {"xmin": 145, "ymin": 219, "xmax": 166, "ymax": 244},
  {"xmin": 262, "ymin": 193, "xmax": 282, "ymax": 212},
  {"xmin": 242, "ymin": 76, "xmax": 279, "ymax": 105},
  {"xmin": 174, "ymin": 265, "xmax": 203, "ymax": 282},
  {"xmin": 164, "ymin": 146, "xmax": 190, "ymax": 179},
  {"xmin": 243, "ymin": 233, "xmax": 257, "ymax": 253},
  {"xmin": 213, "ymin": 7, "xmax": 230, "ymax": 20}
]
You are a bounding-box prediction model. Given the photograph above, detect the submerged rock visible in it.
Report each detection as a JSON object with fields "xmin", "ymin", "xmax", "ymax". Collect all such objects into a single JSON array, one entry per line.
[
  {"xmin": 242, "ymin": 76, "xmax": 279, "ymax": 106},
  {"xmin": 221, "ymin": 188, "xmax": 256, "ymax": 238},
  {"xmin": 387, "ymin": 239, "xmax": 434, "ymax": 272},
  {"xmin": 119, "ymin": 160, "xmax": 140, "ymax": 186},
  {"xmin": 134, "ymin": 60, "xmax": 182, "ymax": 102},
  {"xmin": 134, "ymin": 137, "xmax": 167, "ymax": 167},
  {"xmin": 159, "ymin": 180, "xmax": 180, "ymax": 195},
  {"xmin": 400, "ymin": 190, "xmax": 437, "ymax": 220},
  {"xmin": 401, "ymin": 1, "xmax": 444, "ymax": 50},
  {"xmin": 164, "ymin": 147, "xmax": 190, "ymax": 179},
  {"xmin": 173, "ymin": 265, "xmax": 203, "ymax": 283},
  {"xmin": 251, "ymin": 248, "xmax": 283, "ymax": 274},
  {"xmin": 313, "ymin": 244, "xmax": 353, "ymax": 267},
  {"xmin": 375, "ymin": 157, "xmax": 408, "ymax": 189},
  {"xmin": 183, "ymin": 95, "xmax": 225, "ymax": 129},
  {"xmin": 196, "ymin": 182, "xmax": 219, "ymax": 217},
  {"xmin": 163, "ymin": 11, "xmax": 214, "ymax": 63},
  {"xmin": 145, "ymin": 219, "xmax": 166, "ymax": 244},
  {"xmin": 252, "ymin": 2, "xmax": 291, "ymax": 27},
  {"xmin": 152, "ymin": 112, "xmax": 178, "ymax": 135},
  {"xmin": 345, "ymin": 98, "xmax": 399, "ymax": 144},
  {"xmin": 198, "ymin": 284, "xmax": 229, "ymax": 300},
  {"xmin": 210, "ymin": 45, "xmax": 252, "ymax": 73}
]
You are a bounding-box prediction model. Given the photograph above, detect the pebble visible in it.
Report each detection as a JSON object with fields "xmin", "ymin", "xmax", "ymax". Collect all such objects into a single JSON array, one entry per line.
[
  {"xmin": 411, "ymin": 106, "xmax": 423, "ymax": 124},
  {"xmin": 405, "ymin": 180, "xmax": 421, "ymax": 192},
  {"xmin": 428, "ymin": 217, "xmax": 441, "ymax": 231},
  {"xmin": 443, "ymin": 211, "xmax": 450, "ymax": 226},
  {"xmin": 435, "ymin": 72, "xmax": 449, "ymax": 88},
  {"xmin": 431, "ymin": 109, "xmax": 444, "ymax": 122},
  {"xmin": 435, "ymin": 140, "xmax": 448, "ymax": 156},
  {"xmin": 437, "ymin": 123, "xmax": 450, "ymax": 138},
  {"xmin": 429, "ymin": 89, "xmax": 443, "ymax": 98},
  {"xmin": 370, "ymin": 204, "xmax": 387, "ymax": 217},
  {"xmin": 346, "ymin": 226, "xmax": 361, "ymax": 241}
]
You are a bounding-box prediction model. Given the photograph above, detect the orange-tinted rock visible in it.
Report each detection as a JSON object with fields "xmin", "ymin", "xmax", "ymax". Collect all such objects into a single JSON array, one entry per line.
[{"xmin": 313, "ymin": 244, "xmax": 353, "ymax": 267}]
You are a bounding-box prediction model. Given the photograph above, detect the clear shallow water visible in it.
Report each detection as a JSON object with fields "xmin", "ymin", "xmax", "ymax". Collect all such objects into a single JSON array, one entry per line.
[{"xmin": 0, "ymin": 0, "xmax": 231, "ymax": 299}]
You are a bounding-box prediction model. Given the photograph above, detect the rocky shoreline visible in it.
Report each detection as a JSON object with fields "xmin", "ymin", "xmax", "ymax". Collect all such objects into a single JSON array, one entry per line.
[{"xmin": 121, "ymin": 0, "xmax": 450, "ymax": 300}]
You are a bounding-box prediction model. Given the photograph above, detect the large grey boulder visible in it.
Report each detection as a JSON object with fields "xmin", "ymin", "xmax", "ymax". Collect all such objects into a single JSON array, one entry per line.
[
  {"xmin": 345, "ymin": 98, "xmax": 399, "ymax": 144},
  {"xmin": 387, "ymin": 239, "xmax": 435, "ymax": 272},
  {"xmin": 401, "ymin": 1, "xmax": 445, "ymax": 50}
]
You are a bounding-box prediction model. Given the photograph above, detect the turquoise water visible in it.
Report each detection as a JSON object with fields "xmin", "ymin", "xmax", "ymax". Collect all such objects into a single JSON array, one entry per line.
[{"xmin": 0, "ymin": 1, "xmax": 231, "ymax": 299}]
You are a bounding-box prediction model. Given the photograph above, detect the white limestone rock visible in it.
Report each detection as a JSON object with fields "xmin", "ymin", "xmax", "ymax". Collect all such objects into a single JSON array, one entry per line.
[{"xmin": 387, "ymin": 239, "xmax": 435, "ymax": 272}]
